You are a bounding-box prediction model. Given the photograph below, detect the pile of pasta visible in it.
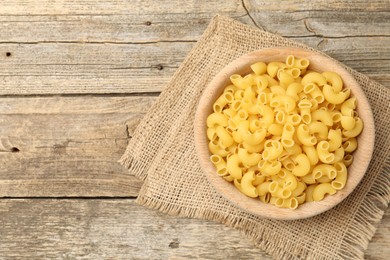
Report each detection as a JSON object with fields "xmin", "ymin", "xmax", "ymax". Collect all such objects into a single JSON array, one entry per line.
[{"xmin": 206, "ymin": 55, "xmax": 363, "ymax": 209}]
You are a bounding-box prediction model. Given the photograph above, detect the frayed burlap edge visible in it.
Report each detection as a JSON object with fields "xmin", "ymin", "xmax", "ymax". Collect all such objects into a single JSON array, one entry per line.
[
  {"xmin": 120, "ymin": 15, "xmax": 390, "ymax": 259},
  {"xmin": 130, "ymin": 159, "xmax": 389, "ymax": 259},
  {"xmin": 119, "ymin": 15, "xmax": 220, "ymax": 181}
]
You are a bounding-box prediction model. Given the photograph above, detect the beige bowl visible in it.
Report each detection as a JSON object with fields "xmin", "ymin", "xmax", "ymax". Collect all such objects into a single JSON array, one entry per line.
[{"xmin": 194, "ymin": 47, "xmax": 375, "ymax": 220}]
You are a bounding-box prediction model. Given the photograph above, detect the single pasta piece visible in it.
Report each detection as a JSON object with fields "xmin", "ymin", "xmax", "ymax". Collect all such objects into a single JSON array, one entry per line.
[
  {"xmin": 328, "ymin": 129, "xmax": 342, "ymax": 152},
  {"xmin": 292, "ymin": 154, "xmax": 311, "ymax": 177},
  {"xmin": 302, "ymin": 145, "xmax": 319, "ymax": 165},
  {"xmin": 342, "ymin": 138, "xmax": 357, "ymax": 153},
  {"xmin": 297, "ymin": 124, "xmax": 317, "ymax": 146},
  {"xmin": 207, "ymin": 112, "xmax": 228, "ymax": 128},
  {"xmin": 240, "ymin": 171, "xmax": 259, "ymax": 198},
  {"xmin": 281, "ymin": 123, "xmax": 295, "ymax": 148},
  {"xmin": 343, "ymin": 117, "xmax": 364, "ymax": 138},
  {"xmin": 316, "ymin": 141, "xmax": 335, "ymax": 163},
  {"xmin": 296, "ymin": 193, "xmax": 306, "ymax": 204},
  {"xmin": 251, "ymin": 62, "xmax": 267, "ymax": 75},
  {"xmin": 305, "ymin": 184, "xmax": 317, "ymax": 202},
  {"xmin": 308, "ymin": 121, "xmax": 328, "ymax": 140},
  {"xmin": 340, "ymin": 115, "xmax": 356, "ymax": 130},
  {"xmin": 312, "ymin": 183, "xmax": 337, "ymax": 201},
  {"xmin": 226, "ymin": 154, "xmax": 242, "ymax": 179},
  {"xmin": 341, "ymin": 97, "xmax": 357, "ymax": 116},
  {"xmin": 323, "ymin": 84, "xmax": 349, "ymax": 105},
  {"xmin": 331, "ymin": 162, "xmax": 348, "ymax": 190},
  {"xmin": 238, "ymin": 148, "xmax": 261, "ymax": 167},
  {"xmin": 343, "ymin": 154, "xmax": 354, "ymax": 167},
  {"xmin": 301, "ymin": 72, "xmax": 326, "ymax": 87}
]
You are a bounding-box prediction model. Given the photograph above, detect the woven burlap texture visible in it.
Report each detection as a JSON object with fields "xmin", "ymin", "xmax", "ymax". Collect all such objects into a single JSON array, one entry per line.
[{"xmin": 120, "ymin": 15, "xmax": 390, "ymax": 259}]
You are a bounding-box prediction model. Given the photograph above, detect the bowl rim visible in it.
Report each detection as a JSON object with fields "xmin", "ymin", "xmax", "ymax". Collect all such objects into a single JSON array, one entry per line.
[{"xmin": 194, "ymin": 47, "xmax": 375, "ymax": 220}]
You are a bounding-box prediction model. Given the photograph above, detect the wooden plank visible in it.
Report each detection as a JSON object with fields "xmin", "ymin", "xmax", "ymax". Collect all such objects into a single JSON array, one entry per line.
[
  {"xmin": 0, "ymin": 0, "xmax": 388, "ymax": 43},
  {"xmin": 0, "ymin": 96, "xmax": 157, "ymax": 197},
  {"xmin": 245, "ymin": 0, "xmax": 390, "ymax": 37},
  {"xmin": 0, "ymin": 199, "xmax": 388, "ymax": 259},
  {"xmin": 0, "ymin": 0, "xmax": 247, "ymax": 16},
  {"xmin": 0, "ymin": 0, "xmax": 388, "ymax": 95},
  {"xmin": 0, "ymin": 42, "xmax": 193, "ymax": 95},
  {"xmin": 0, "ymin": 0, "xmax": 250, "ymax": 43},
  {"xmin": 246, "ymin": 0, "xmax": 390, "ymax": 12},
  {"xmin": 0, "ymin": 37, "xmax": 389, "ymax": 95}
]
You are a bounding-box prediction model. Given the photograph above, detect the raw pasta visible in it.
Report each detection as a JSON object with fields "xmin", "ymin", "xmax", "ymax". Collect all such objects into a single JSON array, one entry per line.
[{"xmin": 207, "ymin": 55, "xmax": 363, "ymax": 209}]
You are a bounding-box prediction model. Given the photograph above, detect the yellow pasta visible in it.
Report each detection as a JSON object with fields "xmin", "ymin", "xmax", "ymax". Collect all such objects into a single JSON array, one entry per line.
[
  {"xmin": 340, "ymin": 115, "xmax": 355, "ymax": 130},
  {"xmin": 311, "ymin": 109, "xmax": 333, "ymax": 126},
  {"xmin": 207, "ymin": 55, "xmax": 363, "ymax": 209},
  {"xmin": 328, "ymin": 129, "xmax": 342, "ymax": 152},
  {"xmin": 262, "ymin": 140, "xmax": 283, "ymax": 161},
  {"xmin": 297, "ymin": 124, "xmax": 317, "ymax": 146},
  {"xmin": 281, "ymin": 123, "xmax": 295, "ymax": 148},
  {"xmin": 312, "ymin": 183, "xmax": 337, "ymax": 201},
  {"xmin": 257, "ymin": 181, "xmax": 278, "ymax": 196},
  {"xmin": 286, "ymin": 83, "xmax": 303, "ymax": 101},
  {"xmin": 322, "ymin": 71, "xmax": 343, "ymax": 91},
  {"xmin": 302, "ymin": 145, "xmax": 319, "ymax": 165},
  {"xmin": 342, "ymin": 137, "xmax": 357, "ymax": 153},
  {"xmin": 277, "ymin": 70, "xmax": 295, "ymax": 87},
  {"xmin": 207, "ymin": 112, "xmax": 228, "ymax": 128},
  {"xmin": 216, "ymin": 126, "xmax": 234, "ymax": 148},
  {"xmin": 312, "ymin": 164, "xmax": 337, "ymax": 179},
  {"xmin": 301, "ymin": 72, "xmax": 326, "ymax": 87},
  {"xmin": 292, "ymin": 154, "xmax": 311, "ymax": 177},
  {"xmin": 323, "ymin": 84, "xmax": 349, "ymax": 105},
  {"xmin": 268, "ymin": 123, "xmax": 283, "ymax": 136},
  {"xmin": 303, "ymin": 83, "xmax": 324, "ymax": 103},
  {"xmin": 331, "ymin": 162, "xmax": 347, "ymax": 190},
  {"xmin": 305, "ymin": 184, "xmax": 317, "ymax": 202},
  {"xmin": 343, "ymin": 117, "xmax": 363, "ymax": 137},
  {"xmin": 243, "ymin": 129, "xmax": 266, "ymax": 146},
  {"xmin": 316, "ymin": 141, "xmax": 335, "ymax": 163},
  {"xmin": 240, "ymin": 171, "xmax": 259, "ymax": 198},
  {"xmin": 291, "ymin": 181, "xmax": 307, "ymax": 197},
  {"xmin": 343, "ymin": 154, "xmax": 353, "ymax": 167},
  {"xmin": 308, "ymin": 121, "xmax": 328, "ymax": 140},
  {"xmin": 226, "ymin": 154, "xmax": 242, "ymax": 179},
  {"xmin": 259, "ymin": 160, "xmax": 282, "ymax": 176},
  {"xmin": 238, "ymin": 148, "xmax": 261, "ymax": 167},
  {"xmin": 341, "ymin": 97, "xmax": 356, "ymax": 116},
  {"xmin": 250, "ymin": 62, "xmax": 267, "ymax": 75}
]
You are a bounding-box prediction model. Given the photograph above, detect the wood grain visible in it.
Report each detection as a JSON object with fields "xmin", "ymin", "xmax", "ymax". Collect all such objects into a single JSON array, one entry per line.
[
  {"xmin": 0, "ymin": 38, "xmax": 388, "ymax": 95},
  {"xmin": 0, "ymin": 42, "xmax": 192, "ymax": 95},
  {"xmin": 245, "ymin": 0, "xmax": 390, "ymax": 37},
  {"xmin": 0, "ymin": 0, "xmax": 388, "ymax": 258},
  {"xmin": 0, "ymin": 0, "xmax": 387, "ymax": 42},
  {"xmin": 0, "ymin": 0, "xmax": 388, "ymax": 95},
  {"xmin": 0, "ymin": 96, "xmax": 157, "ymax": 197},
  {"xmin": 0, "ymin": 0, "xmax": 250, "ymax": 43},
  {"xmin": 0, "ymin": 199, "xmax": 388, "ymax": 259}
]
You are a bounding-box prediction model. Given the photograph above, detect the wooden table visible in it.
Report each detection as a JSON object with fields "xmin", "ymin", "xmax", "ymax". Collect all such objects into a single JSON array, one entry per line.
[{"xmin": 0, "ymin": 0, "xmax": 388, "ymax": 258}]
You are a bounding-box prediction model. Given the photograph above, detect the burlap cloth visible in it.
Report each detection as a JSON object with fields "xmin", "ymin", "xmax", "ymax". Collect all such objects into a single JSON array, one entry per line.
[{"xmin": 120, "ymin": 15, "xmax": 390, "ymax": 259}]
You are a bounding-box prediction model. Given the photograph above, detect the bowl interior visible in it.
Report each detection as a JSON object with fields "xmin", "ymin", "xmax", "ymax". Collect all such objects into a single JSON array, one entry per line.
[{"xmin": 194, "ymin": 47, "xmax": 375, "ymax": 220}]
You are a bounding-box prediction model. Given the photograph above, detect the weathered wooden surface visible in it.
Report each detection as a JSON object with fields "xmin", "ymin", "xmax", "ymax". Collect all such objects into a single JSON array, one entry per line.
[
  {"xmin": 0, "ymin": 96, "xmax": 153, "ymax": 196},
  {"xmin": 0, "ymin": 199, "xmax": 388, "ymax": 259},
  {"xmin": 0, "ymin": 0, "xmax": 389, "ymax": 95},
  {"xmin": 0, "ymin": 39, "xmax": 389, "ymax": 95},
  {"xmin": 0, "ymin": 0, "xmax": 388, "ymax": 259}
]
